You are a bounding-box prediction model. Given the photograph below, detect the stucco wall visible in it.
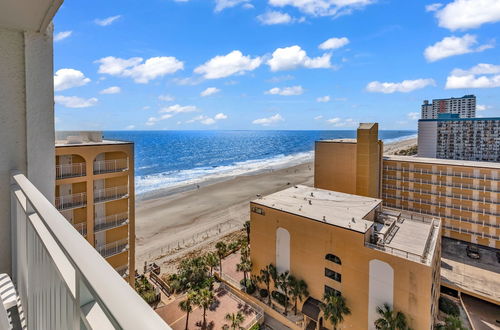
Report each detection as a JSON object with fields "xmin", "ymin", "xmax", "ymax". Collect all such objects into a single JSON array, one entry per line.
[
  {"xmin": 314, "ymin": 141, "xmax": 357, "ymax": 194},
  {"xmin": 0, "ymin": 27, "xmax": 55, "ymax": 274}
]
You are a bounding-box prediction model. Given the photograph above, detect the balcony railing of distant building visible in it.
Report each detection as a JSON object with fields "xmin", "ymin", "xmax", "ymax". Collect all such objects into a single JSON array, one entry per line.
[
  {"xmin": 115, "ymin": 265, "xmax": 129, "ymax": 278},
  {"xmin": 97, "ymin": 239, "xmax": 129, "ymax": 258},
  {"xmin": 383, "ymin": 166, "xmax": 499, "ymax": 181},
  {"xmin": 56, "ymin": 162, "xmax": 87, "ymax": 179},
  {"xmin": 94, "ymin": 212, "xmax": 129, "ymax": 232},
  {"xmin": 382, "ymin": 175, "xmax": 500, "ymax": 193},
  {"xmin": 93, "ymin": 158, "xmax": 128, "ymax": 175},
  {"xmin": 94, "ymin": 186, "xmax": 128, "ymax": 203},
  {"xmin": 55, "ymin": 192, "xmax": 87, "ymax": 210},
  {"xmin": 10, "ymin": 171, "xmax": 170, "ymax": 329},
  {"xmin": 74, "ymin": 221, "xmax": 87, "ymax": 236}
]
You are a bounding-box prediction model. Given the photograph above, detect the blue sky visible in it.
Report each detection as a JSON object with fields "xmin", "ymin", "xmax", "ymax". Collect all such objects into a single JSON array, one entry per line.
[{"xmin": 53, "ymin": 0, "xmax": 500, "ymax": 130}]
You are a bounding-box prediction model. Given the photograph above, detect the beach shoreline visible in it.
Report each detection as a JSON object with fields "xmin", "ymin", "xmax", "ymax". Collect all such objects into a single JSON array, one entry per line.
[{"xmin": 135, "ymin": 137, "xmax": 417, "ymax": 272}]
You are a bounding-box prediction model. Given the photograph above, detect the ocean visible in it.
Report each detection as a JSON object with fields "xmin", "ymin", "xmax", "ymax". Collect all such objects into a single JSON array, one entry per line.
[{"xmin": 103, "ymin": 130, "xmax": 416, "ymax": 195}]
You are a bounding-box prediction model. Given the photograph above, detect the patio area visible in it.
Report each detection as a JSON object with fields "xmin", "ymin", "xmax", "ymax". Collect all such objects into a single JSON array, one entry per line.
[
  {"xmin": 220, "ymin": 252, "xmax": 244, "ymax": 287},
  {"xmin": 156, "ymin": 284, "xmax": 262, "ymax": 330}
]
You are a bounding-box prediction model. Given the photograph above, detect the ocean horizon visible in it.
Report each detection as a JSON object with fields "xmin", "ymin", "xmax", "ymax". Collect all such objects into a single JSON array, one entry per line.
[{"xmin": 103, "ymin": 130, "xmax": 416, "ymax": 195}]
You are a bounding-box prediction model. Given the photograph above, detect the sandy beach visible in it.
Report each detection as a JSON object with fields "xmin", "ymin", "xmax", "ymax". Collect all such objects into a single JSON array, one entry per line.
[{"xmin": 135, "ymin": 137, "xmax": 417, "ymax": 271}]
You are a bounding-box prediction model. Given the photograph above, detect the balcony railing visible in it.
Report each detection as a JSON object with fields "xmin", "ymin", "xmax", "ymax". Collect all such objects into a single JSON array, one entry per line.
[
  {"xmin": 97, "ymin": 239, "xmax": 129, "ymax": 258},
  {"xmin": 94, "ymin": 159, "xmax": 128, "ymax": 175},
  {"xmin": 74, "ymin": 222, "xmax": 87, "ymax": 236},
  {"xmin": 94, "ymin": 186, "xmax": 128, "ymax": 203},
  {"xmin": 115, "ymin": 265, "xmax": 129, "ymax": 278},
  {"xmin": 10, "ymin": 171, "xmax": 169, "ymax": 329},
  {"xmin": 55, "ymin": 192, "xmax": 87, "ymax": 210},
  {"xmin": 56, "ymin": 162, "xmax": 86, "ymax": 179},
  {"xmin": 95, "ymin": 212, "xmax": 129, "ymax": 232}
]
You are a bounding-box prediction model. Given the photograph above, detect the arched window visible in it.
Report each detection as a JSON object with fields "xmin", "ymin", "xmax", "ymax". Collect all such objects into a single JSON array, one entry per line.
[
  {"xmin": 325, "ymin": 254, "xmax": 341, "ymax": 265},
  {"xmin": 276, "ymin": 228, "xmax": 290, "ymax": 273}
]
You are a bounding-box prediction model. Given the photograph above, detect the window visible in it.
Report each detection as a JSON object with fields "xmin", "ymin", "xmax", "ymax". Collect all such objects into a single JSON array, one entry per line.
[
  {"xmin": 325, "ymin": 254, "xmax": 341, "ymax": 265},
  {"xmin": 324, "ymin": 285, "xmax": 340, "ymax": 297},
  {"xmin": 325, "ymin": 268, "xmax": 341, "ymax": 282},
  {"xmin": 251, "ymin": 206, "xmax": 264, "ymax": 215}
]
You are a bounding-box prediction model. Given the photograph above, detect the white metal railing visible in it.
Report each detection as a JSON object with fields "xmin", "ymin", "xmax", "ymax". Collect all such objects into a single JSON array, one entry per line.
[
  {"xmin": 95, "ymin": 213, "xmax": 129, "ymax": 232},
  {"xmin": 56, "ymin": 163, "xmax": 86, "ymax": 179},
  {"xmin": 115, "ymin": 265, "xmax": 128, "ymax": 278},
  {"xmin": 55, "ymin": 192, "xmax": 87, "ymax": 210},
  {"xmin": 74, "ymin": 222, "xmax": 87, "ymax": 236},
  {"xmin": 94, "ymin": 186, "xmax": 128, "ymax": 203},
  {"xmin": 96, "ymin": 239, "xmax": 129, "ymax": 259},
  {"xmin": 93, "ymin": 159, "xmax": 128, "ymax": 175},
  {"xmin": 10, "ymin": 171, "xmax": 170, "ymax": 329}
]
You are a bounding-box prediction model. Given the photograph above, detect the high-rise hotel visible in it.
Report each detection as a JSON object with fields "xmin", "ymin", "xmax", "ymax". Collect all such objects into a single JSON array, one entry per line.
[
  {"xmin": 421, "ymin": 95, "xmax": 476, "ymax": 119},
  {"xmin": 55, "ymin": 131, "xmax": 135, "ymax": 285}
]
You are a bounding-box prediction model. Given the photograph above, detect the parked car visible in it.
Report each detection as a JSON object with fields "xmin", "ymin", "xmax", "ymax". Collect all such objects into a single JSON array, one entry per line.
[{"xmin": 466, "ymin": 245, "xmax": 480, "ymax": 260}]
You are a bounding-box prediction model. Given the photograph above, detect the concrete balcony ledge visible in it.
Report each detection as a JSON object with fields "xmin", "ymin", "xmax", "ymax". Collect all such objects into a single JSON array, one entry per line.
[
  {"xmin": 97, "ymin": 239, "xmax": 129, "ymax": 259},
  {"xmin": 55, "ymin": 192, "xmax": 87, "ymax": 210},
  {"xmin": 93, "ymin": 159, "xmax": 128, "ymax": 175},
  {"xmin": 94, "ymin": 186, "xmax": 128, "ymax": 203},
  {"xmin": 10, "ymin": 171, "xmax": 169, "ymax": 329},
  {"xmin": 94, "ymin": 212, "xmax": 129, "ymax": 232}
]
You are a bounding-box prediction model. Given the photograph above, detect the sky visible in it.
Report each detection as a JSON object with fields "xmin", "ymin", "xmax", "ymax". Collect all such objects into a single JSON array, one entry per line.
[{"xmin": 53, "ymin": 0, "xmax": 500, "ymax": 130}]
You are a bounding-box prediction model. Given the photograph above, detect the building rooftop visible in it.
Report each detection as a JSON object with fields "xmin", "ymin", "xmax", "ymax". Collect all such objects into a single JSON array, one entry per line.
[
  {"xmin": 419, "ymin": 116, "xmax": 499, "ymax": 122},
  {"xmin": 252, "ymin": 185, "xmax": 380, "ymax": 233},
  {"xmin": 316, "ymin": 138, "xmax": 357, "ymax": 144},
  {"xmin": 384, "ymin": 155, "xmax": 500, "ymax": 169},
  {"xmin": 55, "ymin": 131, "xmax": 131, "ymax": 147}
]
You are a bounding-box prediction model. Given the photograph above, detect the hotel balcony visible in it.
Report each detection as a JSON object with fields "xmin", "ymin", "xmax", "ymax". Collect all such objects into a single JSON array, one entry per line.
[
  {"xmin": 94, "ymin": 186, "xmax": 128, "ymax": 203},
  {"xmin": 55, "ymin": 162, "xmax": 87, "ymax": 179},
  {"xmin": 74, "ymin": 221, "xmax": 87, "ymax": 236},
  {"xmin": 4, "ymin": 172, "xmax": 168, "ymax": 329},
  {"xmin": 55, "ymin": 192, "xmax": 87, "ymax": 210},
  {"xmin": 97, "ymin": 238, "xmax": 129, "ymax": 259},
  {"xmin": 95, "ymin": 212, "xmax": 129, "ymax": 232},
  {"xmin": 94, "ymin": 158, "xmax": 129, "ymax": 175}
]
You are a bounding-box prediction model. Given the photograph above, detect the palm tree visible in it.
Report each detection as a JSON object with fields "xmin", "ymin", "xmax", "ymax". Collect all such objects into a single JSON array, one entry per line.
[
  {"xmin": 268, "ymin": 264, "xmax": 278, "ymax": 290},
  {"xmin": 441, "ymin": 315, "xmax": 466, "ymax": 330},
  {"xmin": 277, "ymin": 271, "xmax": 291, "ymax": 315},
  {"xmin": 374, "ymin": 303, "xmax": 409, "ymax": 330},
  {"xmin": 289, "ymin": 276, "xmax": 309, "ymax": 315},
  {"xmin": 243, "ymin": 221, "xmax": 250, "ymax": 243},
  {"xmin": 215, "ymin": 241, "xmax": 227, "ymax": 276},
  {"xmin": 258, "ymin": 265, "xmax": 273, "ymax": 305},
  {"xmin": 225, "ymin": 312, "xmax": 245, "ymax": 330},
  {"xmin": 204, "ymin": 252, "xmax": 219, "ymax": 277},
  {"xmin": 195, "ymin": 288, "xmax": 215, "ymax": 329},
  {"xmin": 321, "ymin": 292, "xmax": 351, "ymax": 330},
  {"xmin": 178, "ymin": 291, "xmax": 196, "ymax": 330}
]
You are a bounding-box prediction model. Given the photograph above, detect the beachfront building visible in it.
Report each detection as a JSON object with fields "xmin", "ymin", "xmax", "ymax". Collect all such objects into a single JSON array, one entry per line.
[
  {"xmin": 250, "ymin": 185, "xmax": 441, "ymax": 330},
  {"xmin": 0, "ymin": 0, "xmax": 168, "ymax": 328},
  {"xmin": 421, "ymin": 95, "xmax": 476, "ymax": 119},
  {"xmin": 55, "ymin": 131, "xmax": 135, "ymax": 285},
  {"xmin": 418, "ymin": 114, "xmax": 500, "ymax": 162}
]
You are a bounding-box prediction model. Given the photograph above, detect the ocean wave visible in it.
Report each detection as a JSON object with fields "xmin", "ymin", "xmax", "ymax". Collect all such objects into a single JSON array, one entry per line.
[
  {"xmin": 136, "ymin": 151, "xmax": 313, "ymax": 195},
  {"xmin": 383, "ymin": 134, "xmax": 417, "ymax": 144}
]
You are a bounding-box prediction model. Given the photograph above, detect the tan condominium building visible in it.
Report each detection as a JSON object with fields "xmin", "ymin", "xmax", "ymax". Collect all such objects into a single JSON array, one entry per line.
[
  {"xmin": 250, "ymin": 185, "xmax": 441, "ymax": 330},
  {"xmin": 315, "ymin": 123, "xmax": 499, "ymax": 249},
  {"xmin": 55, "ymin": 131, "xmax": 135, "ymax": 285}
]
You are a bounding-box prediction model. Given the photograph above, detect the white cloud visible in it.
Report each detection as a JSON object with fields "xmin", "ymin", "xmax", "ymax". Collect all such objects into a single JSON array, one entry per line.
[
  {"xmin": 266, "ymin": 85, "xmax": 304, "ymax": 96},
  {"xmin": 201, "ymin": 87, "xmax": 221, "ymax": 97},
  {"xmin": 476, "ymin": 104, "xmax": 491, "ymax": 111},
  {"xmin": 55, "ymin": 95, "xmax": 98, "ymax": 108},
  {"xmin": 160, "ymin": 104, "xmax": 198, "ymax": 113},
  {"xmin": 326, "ymin": 117, "xmax": 357, "ymax": 127},
  {"xmin": 96, "ymin": 56, "xmax": 184, "ymax": 83},
  {"xmin": 267, "ymin": 75, "xmax": 294, "ymax": 83},
  {"xmin": 54, "ymin": 69, "xmax": 91, "ymax": 91},
  {"xmin": 316, "ymin": 95, "xmax": 330, "ymax": 102},
  {"xmin": 424, "ymin": 34, "xmax": 493, "ymax": 62},
  {"xmin": 99, "ymin": 86, "xmax": 121, "ymax": 94},
  {"xmin": 126, "ymin": 125, "xmax": 135, "ymax": 129},
  {"xmin": 268, "ymin": 0, "xmax": 375, "ymax": 18},
  {"xmin": 146, "ymin": 114, "xmax": 173, "ymax": 126},
  {"xmin": 327, "ymin": 117, "xmax": 341, "ymax": 124},
  {"xmin": 334, "ymin": 97, "xmax": 348, "ymax": 101},
  {"xmin": 314, "ymin": 115, "xmax": 323, "ymax": 120},
  {"xmin": 143, "ymin": 106, "xmax": 151, "ymax": 110},
  {"xmin": 445, "ymin": 63, "xmax": 500, "ymax": 89},
  {"xmin": 194, "ymin": 50, "xmax": 262, "ymax": 79},
  {"xmin": 257, "ymin": 11, "xmax": 297, "ymax": 25},
  {"xmin": 54, "ymin": 31, "xmax": 72, "ymax": 42},
  {"xmin": 252, "ymin": 113, "xmax": 284, "ymax": 126},
  {"xmin": 267, "ymin": 45, "xmax": 332, "ymax": 71},
  {"xmin": 366, "ymin": 78, "xmax": 436, "ymax": 93},
  {"xmin": 201, "ymin": 117, "xmax": 216, "ymax": 125},
  {"xmin": 318, "ymin": 37, "xmax": 349, "ymax": 50},
  {"xmin": 425, "ymin": 3, "xmax": 442, "ymax": 12},
  {"xmin": 434, "ymin": 0, "xmax": 500, "ymax": 31},
  {"xmin": 186, "ymin": 113, "xmax": 227, "ymax": 125},
  {"xmin": 158, "ymin": 94, "xmax": 175, "ymax": 101},
  {"xmin": 215, "ymin": 0, "xmax": 251, "ymax": 12},
  {"xmin": 407, "ymin": 112, "xmax": 420, "ymax": 120},
  {"xmin": 215, "ymin": 113, "xmax": 228, "ymax": 120},
  {"xmin": 94, "ymin": 15, "xmax": 122, "ymax": 26}
]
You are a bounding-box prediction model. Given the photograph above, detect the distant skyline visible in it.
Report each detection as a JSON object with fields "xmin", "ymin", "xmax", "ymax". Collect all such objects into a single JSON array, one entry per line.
[{"xmin": 53, "ymin": 0, "xmax": 500, "ymax": 130}]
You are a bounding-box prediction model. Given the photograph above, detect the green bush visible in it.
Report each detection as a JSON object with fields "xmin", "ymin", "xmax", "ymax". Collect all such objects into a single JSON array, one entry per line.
[
  {"xmin": 439, "ymin": 297, "xmax": 460, "ymax": 316},
  {"xmin": 271, "ymin": 290, "xmax": 289, "ymax": 306},
  {"xmin": 246, "ymin": 284, "xmax": 256, "ymax": 294},
  {"xmin": 249, "ymin": 324, "xmax": 260, "ymax": 330},
  {"xmin": 259, "ymin": 289, "xmax": 269, "ymax": 298}
]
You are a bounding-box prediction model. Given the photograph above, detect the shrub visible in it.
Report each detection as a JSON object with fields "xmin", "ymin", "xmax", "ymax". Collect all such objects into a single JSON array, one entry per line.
[
  {"xmin": 246, "ymin": 283, "xmax": 256, "ymax": 294},
  {"xmin": 249, "ymin": 324, "xmax": 260, "ymax": 330},
  {"xmin": 271, "ymin": 290, "xmax": 289, "ymax": 306},
  {"xmin": 439, "ymin": 297, "xmax": 459, "ymax": 316},
  {"xmin": 259, "ymin": 289, "xmax": 269, "ymax": 298}
]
